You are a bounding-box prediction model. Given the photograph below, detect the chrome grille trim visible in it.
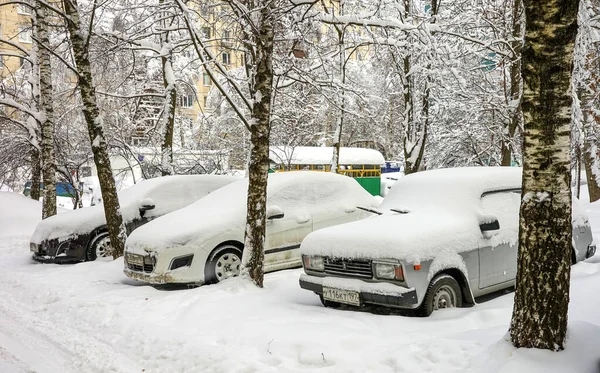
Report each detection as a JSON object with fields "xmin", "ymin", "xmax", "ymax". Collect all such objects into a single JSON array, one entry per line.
[{"xmin": 324, "ymin": 257, "xmax": 373, "ymax": 278}]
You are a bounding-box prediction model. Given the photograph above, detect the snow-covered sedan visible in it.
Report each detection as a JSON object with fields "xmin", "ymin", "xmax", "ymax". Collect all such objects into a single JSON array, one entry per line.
[
  {"xmin": 299, "ymin": 167, "xmax": 596, "ymax": 316},
  {"xmin": 123, "ymin": 172, "xmax": 380, "ymax": 285},
  {"xmin": 30, "ymin": 175, "xmax": 238, "ymax": 263}
]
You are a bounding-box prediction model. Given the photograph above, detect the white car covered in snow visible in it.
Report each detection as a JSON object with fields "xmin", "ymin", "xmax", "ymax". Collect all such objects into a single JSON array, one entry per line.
[
  {"xmin": 123, "ymin": 172, "xmax": 380, "ymax": 285},
  {"xmin": 30, "ymin": 175, "xmax": 238, "ymax": 263},
  {"xmin": 299, "ymin": 167, "xmax": 596, "ymax": 316}
]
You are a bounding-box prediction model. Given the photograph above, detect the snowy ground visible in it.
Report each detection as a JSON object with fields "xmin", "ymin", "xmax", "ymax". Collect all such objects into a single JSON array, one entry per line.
[{"xmin": 1, "ymin": 191, "xmax": 600, "ymax": 372}]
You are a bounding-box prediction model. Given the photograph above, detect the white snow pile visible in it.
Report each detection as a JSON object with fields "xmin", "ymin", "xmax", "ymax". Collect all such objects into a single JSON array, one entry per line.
[
  {"xmin": 30, "ymin": 175, "xmax": 237, "ymax": 244},
  {"xmin": 126, "ymin": 171, "xmax": 377, "ymax": 252},
  {"xmin": 0, "ymin": 181, "xmax": 600, "ymax": 372},
  {"xmin": 269, "ymin": 146, "xmax": 385, "ymax": 166},
  {"xmin": 302, "ymin": 167, "xmax": 590, "ymax": 262},
  {"xmin": 0, "ymin": 192, "xmax": 43, "ymax": 239}
]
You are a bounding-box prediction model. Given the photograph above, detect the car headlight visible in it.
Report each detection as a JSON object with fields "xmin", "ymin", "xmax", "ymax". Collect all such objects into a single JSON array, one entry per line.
[
  {"xmin": 303, "ymin": 255, "xmax": 324, "ymax": 271},
  {"xmin": 373, "ymin": 261, "xmax": 404, "ymax": 281}
]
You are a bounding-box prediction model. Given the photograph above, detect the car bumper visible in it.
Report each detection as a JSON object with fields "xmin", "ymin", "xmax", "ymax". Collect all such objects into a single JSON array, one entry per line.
[
  {"xmin": 299, "ymin": 274, "xmax": 419, "ymax": 308},
  {"xmin": 31, "ymin": 253, "xmax": 82, "ymax": 264},
  {"xmin": 586, "ymin": 244, "xmax": 596, "ymax": 259},
  {"xmin": 123, "ymin": 268, "xmax": 200, "ymax": 285}
]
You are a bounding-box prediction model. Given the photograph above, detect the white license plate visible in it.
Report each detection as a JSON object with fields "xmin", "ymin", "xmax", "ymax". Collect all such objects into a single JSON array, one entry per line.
[
  {"xmin": 323, "ymin": 287, "xmax": 360, "ymax": 306},
  {"xmin": 126, "ymin": 253, "xmax": 144, "ymax": 266}
]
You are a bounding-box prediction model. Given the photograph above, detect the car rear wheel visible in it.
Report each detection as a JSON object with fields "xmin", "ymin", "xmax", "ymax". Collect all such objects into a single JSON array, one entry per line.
[
  {"xmin": 205, "ymin": 244, "xmax": 243, "ymax": 284},
  {"xmin": 419, "ymin": 274, "xmax": 462, "ymax": 317},
  {"xmin": 86, "ymin": 233, "xmax": 111, "ymax": 261}
]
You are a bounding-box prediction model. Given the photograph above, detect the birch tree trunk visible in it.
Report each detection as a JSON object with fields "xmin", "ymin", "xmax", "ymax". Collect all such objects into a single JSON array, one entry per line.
[
  {"xmin": 63, "ymin": 0, "xmax": 127, "ymax": 258},
  {"xmin": 401, "ymin": 0, "xmax": 426, "ymax": 175},
  {"xmin": 501, "ymin": 0, "xmax": 524, "ymax": 167},
  {"xmin": 34, "ymin": 6, "xmax": 57, "ymax": 219},
  {"xmin": 240, "ymin": 0, "xmax": 276, "ymax": 288},
  {"xmin": 30, "ymin": 147, "xmax": 41, "ymax": 201},
  {"xmin": 330, "ymin": 4, "xmax": 345, "ymax": 174},
  {"xmin": 159, "ymin": 0, "xmax": 175, "ymax": 176},
  {"xmin": 160, "ymin": 55, "xmax": 176, "ymax": 176},
  {"xmin": 581, "ymin": 56, "xmax": 600, "ymax": 202},
  {"xmin": 509, "ymin": 0, "xmax": 578, "ymax": 350}
]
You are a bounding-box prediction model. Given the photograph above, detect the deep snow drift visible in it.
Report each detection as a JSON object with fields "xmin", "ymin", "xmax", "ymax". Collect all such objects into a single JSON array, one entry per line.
[{"xmin": 1, "ymin": 190, "xmax": 600, "ymax": 372}]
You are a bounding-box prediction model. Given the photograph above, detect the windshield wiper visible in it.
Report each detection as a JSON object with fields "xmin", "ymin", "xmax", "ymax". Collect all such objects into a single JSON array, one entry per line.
[
  {"xmin": 357, "ymin": 206, "xmax": 383, "ymax": 215},
  {"xmin": 390, "ymin": 208, "xmax": 410, "ymax": 214}
]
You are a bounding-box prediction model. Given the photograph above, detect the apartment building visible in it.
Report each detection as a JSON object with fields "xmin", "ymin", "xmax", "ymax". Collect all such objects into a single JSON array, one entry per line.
[{"xmin": 0, "ymin": 2, "xmax": 33, "ymax": 76}]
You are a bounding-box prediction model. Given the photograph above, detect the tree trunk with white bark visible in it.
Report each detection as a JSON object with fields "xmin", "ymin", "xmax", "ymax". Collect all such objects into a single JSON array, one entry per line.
[
  {"xmin": 35, "ymin": 6, "xmax": 57, "ymax": 219},
  {"xmin": 63, "ymin": 0, "xmax": 127, "ymax": 258},
  {"xmin": 240, "ymin": 1, "xmax": 276, "ymax": 288},
  {"xmin": 509, "ymin": 0, "xmax": 578, "ymax": 350}
]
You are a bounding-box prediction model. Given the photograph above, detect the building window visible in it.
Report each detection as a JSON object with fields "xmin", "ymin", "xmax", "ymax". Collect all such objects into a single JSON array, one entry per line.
[
  {"xmin": 17, "ymin": 4, "xmax": 31, "ymax": 15},
  {"xmin": 222, "ymin": 52, "xmax": 230, "ymax": 65},
  {"xmin": 19, "ymin": 56, "xmax": 25, "ymax": 67},
  {"xmin": 203, "ymin": 96, "xmax": 208, "ymax": 107},
  {"xmin": 203, "ymin": 73, "xmax": 211, "ymax": 86},
  {"xmin": 0, "ymin": 55, "xmax": 4, "ymax": 69},
  {"xmin": 178, "ymin": 90, "xmax": 194, "ymax": 108},
  {"xmin": 202, "ymin": 27, "xmax": 211, "ymax": 39},
  {"xmin": 18, "ymin": 27, "xmax": 32, "ymax": 43}
]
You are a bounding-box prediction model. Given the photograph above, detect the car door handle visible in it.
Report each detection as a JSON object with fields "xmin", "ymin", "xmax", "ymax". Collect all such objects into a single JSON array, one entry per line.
[{"xmin": 297, "ymin": 217, "xmax": 310, "ymax": 224}]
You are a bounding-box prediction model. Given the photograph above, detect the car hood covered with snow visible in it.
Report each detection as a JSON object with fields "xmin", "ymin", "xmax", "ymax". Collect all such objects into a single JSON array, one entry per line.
[
  {"xmin": 30, "ymin": 175, "xmax": 238, "ymax": 244},
  {"xmin": 301, "ymin": 167, "xmax": 591, "ymax": 263}
]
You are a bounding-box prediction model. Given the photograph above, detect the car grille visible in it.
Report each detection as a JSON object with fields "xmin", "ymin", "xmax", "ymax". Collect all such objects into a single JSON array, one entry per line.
[
  {"xmin": 324, "ymin": 257, "xmax": 373, "ymax": 278},
  {"xmin": 125, "ymin": 253, "xmax": 154, "ymax": 273},
  {"xmin": 127, "ymin": 263, "xmax": 154, "ymax": 273}
]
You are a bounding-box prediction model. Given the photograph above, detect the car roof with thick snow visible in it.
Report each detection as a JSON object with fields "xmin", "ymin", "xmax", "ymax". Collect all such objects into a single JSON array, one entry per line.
[
  {"xmin": 125, "ymin": 171, "xmax": 377, "ymax": 252},
  {"xmin": 30, "ymin": 175, "xmax": 238, "ymax": 243},
  {"xmin": 301, "ymin": 167, "xmax": 588, "ymax": 264}
]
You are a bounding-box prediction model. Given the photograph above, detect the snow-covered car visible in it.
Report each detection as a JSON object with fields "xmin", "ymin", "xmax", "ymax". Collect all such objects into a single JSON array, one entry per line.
[
  {"xmin": 299, "ymin": 167, "xmax": 596, "ymax": 316},
  {"xmin": 30, "ymin": 175, "xmax": 238, "ymax": 263},
  {"xmin": 123, "ymin": 172, "xmax": 380, "ymax": 285}
]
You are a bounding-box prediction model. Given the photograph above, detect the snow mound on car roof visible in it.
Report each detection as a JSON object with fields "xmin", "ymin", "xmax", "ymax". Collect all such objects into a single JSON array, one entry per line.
[
  {"xmin": 301, "ymin": 167, "xmax": 589, "ymax": 262},
  {"xmin": 30, "ymin": 175, "xmax": 237, "ymax": 244},
  {"xmin": 125, "ymin": 171, "xmax": 376, "ymax": 252}
]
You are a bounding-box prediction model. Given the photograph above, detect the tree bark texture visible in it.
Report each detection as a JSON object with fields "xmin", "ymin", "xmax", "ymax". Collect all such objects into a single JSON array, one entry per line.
[
  {"xmin": 580, "ymin": 51, "xmax": 600, "ymax": 202},
  {"xmin": 402, "ymin": 0, "xmax": 426, "ymax": 175},
  {"xmin": 159, "ymin": 0, "xmax": 175, "ymax": 177},
  {"xmin": 330, "ymin": 4, "xmax": 345, "ymax": 174},
  {"xmin": 160, "ymin": 55, "xmax": 176, "ymax": 176},
  {"xmin": 509, "ymin": 0, "xmax": 578, "ymax": 350},
  {"xmin": 35, "ymin": 6, "xmax": 57, "ymax": 219},
  {"xmin": 29, "ymin": 147, "xmax": 41, "ymax": 201},
  {"xmin": 63, "ymin": 0, "xmax": 127, "ymax": 258},
  {"xmin": 501, "ymin": 0, "xmax": 524, "ymax": 167},
  {"xmin": 240, "ymin": 1, "xmax": 276, "ymax": 288}
]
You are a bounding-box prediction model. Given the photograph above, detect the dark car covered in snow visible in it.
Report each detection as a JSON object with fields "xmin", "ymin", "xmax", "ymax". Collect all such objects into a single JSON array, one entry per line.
[{"xmin": 30, "ymin": 175, "xmax": 237, "ymax": 263}]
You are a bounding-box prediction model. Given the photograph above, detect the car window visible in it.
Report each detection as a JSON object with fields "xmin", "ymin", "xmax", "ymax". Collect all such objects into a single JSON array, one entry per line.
[
  {"xmin": 269, "ymin": 179, "xmax": 311, "ymax": 218},
  {"xmin": 480, "ymin": 190, "xmax": 521, "ymax": 231}
]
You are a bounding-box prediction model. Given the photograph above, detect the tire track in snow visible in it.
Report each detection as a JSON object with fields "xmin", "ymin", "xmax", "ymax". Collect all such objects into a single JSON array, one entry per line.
[{"xmin": 0, "ymin": 275, "xmax": 144, "ymax": 373}]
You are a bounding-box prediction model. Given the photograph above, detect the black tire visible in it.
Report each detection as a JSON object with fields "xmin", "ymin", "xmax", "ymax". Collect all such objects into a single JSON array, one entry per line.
[
  {"xmin": 418, "ymin": 274, "xmax": 463, "ymax": 317},
  {"xmin": 85, "ymin": 232, "xmax": 111, "ymax": 261},
  {"xmin": 204, "ymin": 244, "xmax": 243, "ymax": 284},
  {"xmin": 319, "ymin": 295, "xmax": 341, "ymax": 308}
]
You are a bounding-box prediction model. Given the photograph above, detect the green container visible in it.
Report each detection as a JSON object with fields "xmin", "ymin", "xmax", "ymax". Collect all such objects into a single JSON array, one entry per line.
[{"xmin": 355, "ymin": 177, "xmax": 381, "ymax": 196}]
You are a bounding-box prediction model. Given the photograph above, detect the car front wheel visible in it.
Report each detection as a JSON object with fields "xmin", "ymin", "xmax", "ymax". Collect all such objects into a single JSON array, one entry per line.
[
  {"xmin": 86, "ymin": 233, "xmax": 111, "ymax": 261},
  {"xmin": 419, "ymin": 274, "xmax": 462, "ymax": 316},
  {"xmin": 205, "ymin": 244, "xmax": 243, "ymax": 284}
]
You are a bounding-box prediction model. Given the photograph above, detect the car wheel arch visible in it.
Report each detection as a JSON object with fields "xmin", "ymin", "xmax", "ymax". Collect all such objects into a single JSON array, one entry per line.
[
  {"xmin": 430, "ymin": 268, "xmax": 475, "ymax": 306},
  {"xmin": 204, "ymin": 240, "xmax": 244, "ymax": 284}
]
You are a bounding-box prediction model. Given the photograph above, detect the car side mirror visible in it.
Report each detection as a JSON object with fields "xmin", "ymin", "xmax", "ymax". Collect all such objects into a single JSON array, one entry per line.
[
  {"xmin": 480, "ymin": 220, "xmax": 500, "ymax": 232},
  {"xmin": 139, "ymin": 198, "xmax": 156, "ymax": 217},
  {"xmin": 267, "ymin": 205, "xmax": 284, "ymax": 220}
]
